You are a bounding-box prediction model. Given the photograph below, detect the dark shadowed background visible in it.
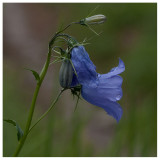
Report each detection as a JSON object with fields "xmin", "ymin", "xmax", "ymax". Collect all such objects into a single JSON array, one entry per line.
[{"xmin": 3, "ymin": 3, "xmax": 157, "ymax": 157}]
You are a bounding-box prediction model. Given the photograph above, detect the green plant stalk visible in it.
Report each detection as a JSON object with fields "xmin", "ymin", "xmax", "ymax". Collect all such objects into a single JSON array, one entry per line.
[
  {"xmin": 28, "ymin": 89, "xmax": 65, "ymax": 133},
  {"xmin": 13, "ymin": 49, "xmax": 52, "ymax": 157},
  {"xmin": 13, "ymin": 36, "xmax": 57, "ymax": 157},
  {"xmin": 13, "ymin": 22, "xmax": 78, "ymax": 157},
  {"xmin": 13, "ymin": 83, "xmax": 41, "ymax": 156}
]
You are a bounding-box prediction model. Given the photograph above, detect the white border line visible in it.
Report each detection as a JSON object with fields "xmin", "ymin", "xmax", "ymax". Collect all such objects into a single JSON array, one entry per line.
[{"xmin": 1, "ymin": 1, "xmax": 158, "ymax": 160}]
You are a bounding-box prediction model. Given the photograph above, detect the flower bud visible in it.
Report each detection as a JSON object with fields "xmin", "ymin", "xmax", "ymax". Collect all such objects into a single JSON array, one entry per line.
[
  {"xmin": 80, "ymin": 14, "xmax": 106, "ymax": 25},
  {"xmin": 59, "ymin": 59, "xmax": 73, "ymax": 88}
]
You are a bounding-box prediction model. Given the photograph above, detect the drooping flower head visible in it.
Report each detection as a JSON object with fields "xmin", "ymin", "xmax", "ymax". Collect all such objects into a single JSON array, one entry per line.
[{"xmin": 70, "ymin": 46, "xmax": 125, "ymax": 122}]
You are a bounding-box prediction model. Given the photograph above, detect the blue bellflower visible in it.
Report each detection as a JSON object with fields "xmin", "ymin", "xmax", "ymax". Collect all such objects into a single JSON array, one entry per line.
[{"xmin": 70, "ymin": 46, "xmax": 125, "ymax": 122}]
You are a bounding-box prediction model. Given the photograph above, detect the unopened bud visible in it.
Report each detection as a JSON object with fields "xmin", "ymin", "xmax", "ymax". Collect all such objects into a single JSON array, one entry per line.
[
  {"xmin": 80, "ymin": 14, "xmax": 106, "ymax": 25},
  {"xmin": 59, "ymin": 59, "xmax": 73, "ymax": 88}
]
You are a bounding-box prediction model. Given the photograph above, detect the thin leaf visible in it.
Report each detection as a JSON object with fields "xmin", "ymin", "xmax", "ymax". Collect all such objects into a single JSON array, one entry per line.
[
  {"xmin": 49, "ymin": 58, "xmax": 63, "ymax": 65},
  {"xmin": 69, "ymin": 59, "xmax": 78, "ymax": 77},
  {"xmin": 52, "ymin": 49, "xmax": 61, "ymax": 55},
  {"xmin": 25, "ymin": 68, "xmax": 40, "ymax": 82},
  {"xmin": 4, "ymin": 119, "xmax": 24, "ymax": 141},
  {"xmin": 84, "ymin": 31, "xmax": 103, "ymax": 42},
  {"xmin": 86, "ymin": 5, "xmax": 100, "ymax": 18},
  {"xmin": 58, "ymin": 23, "xmax": 64, "ymax": 32},
  {"xmin": 87, "ymin": 24, "xmax": 99, "ymax": 36}
]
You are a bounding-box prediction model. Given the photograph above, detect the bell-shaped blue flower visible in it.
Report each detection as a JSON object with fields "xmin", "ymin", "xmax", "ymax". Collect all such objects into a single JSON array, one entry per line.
[
  {"xmin": 70, "ymin": 46, "xmax": 125, "ymax": 122},
  {"xmin": 71, "ymin": 46, "xmax": 98, "ymax": 87}
]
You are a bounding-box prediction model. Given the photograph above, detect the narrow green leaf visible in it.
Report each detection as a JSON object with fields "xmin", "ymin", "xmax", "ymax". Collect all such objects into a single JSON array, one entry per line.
[
  {"xmin": 4, "ymin": 119, "xmax": 24, "ymax": 141},
  {"xmin": 86, "ymin": 5, "xmax": 100, "ymax": 18},
  {"xmin": 25, "ymin": 68, "xmax": 40, "ymax": 82},
  {"xmin": 58, "ymin": 23, "xmax": 64, "ymax": 32}
]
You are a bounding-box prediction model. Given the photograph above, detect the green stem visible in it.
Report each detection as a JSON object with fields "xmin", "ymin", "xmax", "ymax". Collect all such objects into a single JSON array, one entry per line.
[
  {"xmin": 13, "ymin": 35, "xmax": 56, "ymax": 157},
  {"xmin": 13, "ymin": 50, "xmax": 52, "ymax": 156},
  {"xmin": 13, "ymin": 22, "xmax": 78, "ymax": 157},
  {"xmin": 74, "ymin": 92, "xmax": 80, "ymax": 112},
  {"xmin": 28, "ymin": 89, "xmax": 65, "ymax": 133},
  {"xmin": 13, "ymin": 83, "xmax": 41, "ymax": 156}
]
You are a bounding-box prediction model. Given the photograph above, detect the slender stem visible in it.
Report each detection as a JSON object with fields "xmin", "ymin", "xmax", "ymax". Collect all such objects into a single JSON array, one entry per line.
[
  {"xmin": 13, "ymin": 21, "xmax": 78, "ymax": 157},
  {"xmin": 28, "ymin": 89, "xmax": 65, "ymax": 133},
  {"xmin": 13, "ymin": 83, "xmax": 41, "ymax": 156},
  {"xmin": 74, "ymin": 93, "xmax": 80, "ymax": 112},
  {"xmin": 59, "ymin": 22, "xmax": 79, "ymax": 33},
  {"xmin": 13, "ymin": 52, "xmax": 51, "ymax": 156},
  {"xmin": 13, "ymin": 36, "xmax": 56, "ymax": 157}
]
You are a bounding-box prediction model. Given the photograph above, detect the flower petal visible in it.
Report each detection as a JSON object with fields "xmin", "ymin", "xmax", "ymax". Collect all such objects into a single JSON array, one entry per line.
[
  {"xmin": 71, "ymin": 46, "xmax": 97, "ymax": 87},
  {"xmin": 98, "ymin": 74, "xmax": 123, "ymax": 88},
  {"xmin": 81, "ymin": 85, "xmax": 123, "ymax": 122},
  {"xmin": 104, "ymin": 58, "xmax": 125, "ymax": 79},
  {"xmin": 98, "ymin": 74, "xmax": 123, "ymax": 101},
  {"xmin": 70, "ymin": 46, "xmax": 125, "ymax": 121}
]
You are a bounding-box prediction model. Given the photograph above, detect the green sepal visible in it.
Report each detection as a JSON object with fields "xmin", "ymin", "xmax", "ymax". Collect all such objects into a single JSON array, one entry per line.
[
  {"xmin": 25, "ymin": 68, "xmax": 40, "ymax": 82},
  {"xmin": 67, "ymin": 37, "xmax": 79, "ymax": 48},
  {"xmin": 4, "ymin": 119, "xmax": 24, "ymax": 141},
  {"xmin": 79, "ymin": 19, "xmax": 87, "ymax": 26}
]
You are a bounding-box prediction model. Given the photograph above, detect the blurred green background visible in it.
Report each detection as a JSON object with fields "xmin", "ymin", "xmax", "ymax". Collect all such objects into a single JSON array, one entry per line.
[{"xmin": 3, "ymin": 3, "xmax": 157, "ymax": 157}]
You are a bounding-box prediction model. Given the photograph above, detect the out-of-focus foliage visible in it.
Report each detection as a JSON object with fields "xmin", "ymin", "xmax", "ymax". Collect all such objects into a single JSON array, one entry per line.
[{"xmin": 3, "ymin": 3, "xmax": 157, "ymax": 157}]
